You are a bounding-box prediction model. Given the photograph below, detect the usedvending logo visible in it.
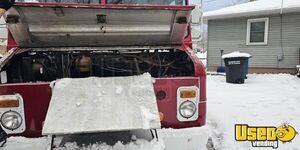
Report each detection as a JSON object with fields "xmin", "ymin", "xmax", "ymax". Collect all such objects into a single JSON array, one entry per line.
[{"xmin": 235, "ymin": 123, "xmax": 297, "ymax": 149}]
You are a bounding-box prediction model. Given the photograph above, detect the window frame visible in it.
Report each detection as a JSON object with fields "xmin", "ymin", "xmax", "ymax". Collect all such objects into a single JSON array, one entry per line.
[{"xmin": 246, "ymin": 17, "xmax": 269, "ymax": 46}]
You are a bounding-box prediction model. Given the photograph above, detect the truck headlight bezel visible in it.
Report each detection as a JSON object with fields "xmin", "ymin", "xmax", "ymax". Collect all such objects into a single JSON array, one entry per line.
[
  {"xmin": 0, "ymin": 94, "xmax": 26, "ymax": 134},
  {"xmin": 177, "ymin": 86, "xmax": 200, "ymax": 122},
  {"xmin": 1, "ymin": 110, "xmax": 23, "ymax": 130},
  {"xmin": 179, "ymin": 100, "xmax": 196, "ymax": 118}
]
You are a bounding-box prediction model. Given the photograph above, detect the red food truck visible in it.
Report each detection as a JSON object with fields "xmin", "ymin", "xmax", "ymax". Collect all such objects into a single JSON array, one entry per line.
[{"xmin": 0, "ymin": 0, "xmax": 206, "ymax": 149}]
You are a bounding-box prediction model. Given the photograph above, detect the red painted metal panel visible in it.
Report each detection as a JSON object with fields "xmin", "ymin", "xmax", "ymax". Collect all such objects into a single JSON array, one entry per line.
[
  {"xmin": 183, "ymin": 24, "xmax": 193, "ymax": 49},
  {"xmin": 0, "ymin": 77, "xmax": 205, "ymax": 137},
  {"xmin": 6, "ymin": 32, "xmax": 17, "ymax": 52},
  {"xmin": 0, "ymin": 83, "xmax": 51, "ymax": 137},
  {"xmin": 154, "ymin": 77, "xmax": 206, "ymax": 128},
  {"xmin": 2, "ymin": 1, "xmax": 206, "ymax": 137}
]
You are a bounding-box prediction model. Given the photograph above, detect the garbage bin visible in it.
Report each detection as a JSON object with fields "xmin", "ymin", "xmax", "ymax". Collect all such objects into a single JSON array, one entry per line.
[
  {"xmin": 222, "ymin": 52, "xmax": 251, "ymax": 84},
  {"xmin": 296, "ymin": 65, "xmax": 300, "ymax": 78},
  {"xmin": 243, "ymin": 57, "xmax": 250, "ymax": 78}
]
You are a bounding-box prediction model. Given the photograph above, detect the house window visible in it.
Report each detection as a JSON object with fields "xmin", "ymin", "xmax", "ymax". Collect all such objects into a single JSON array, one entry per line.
[{"xmin": 246, "ymin": 18, "xmax": 269, "ymax": 45}]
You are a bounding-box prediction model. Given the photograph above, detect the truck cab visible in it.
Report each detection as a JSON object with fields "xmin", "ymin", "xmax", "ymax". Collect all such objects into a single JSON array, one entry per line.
[{"xmin": 0, "ymin": 0, "xmax": 206, "ymax": 147}]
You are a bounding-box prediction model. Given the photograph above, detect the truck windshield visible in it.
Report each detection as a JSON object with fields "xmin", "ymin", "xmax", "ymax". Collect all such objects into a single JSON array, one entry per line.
[{"xmin": 106, "ymin": 0, "xmax": 186, "ymax": 5}]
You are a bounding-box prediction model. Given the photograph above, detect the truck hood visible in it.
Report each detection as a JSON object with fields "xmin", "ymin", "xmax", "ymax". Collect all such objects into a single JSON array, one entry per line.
[{"xmin": 5, "ymin": 3, "xmax": 193, "ymax": 48}]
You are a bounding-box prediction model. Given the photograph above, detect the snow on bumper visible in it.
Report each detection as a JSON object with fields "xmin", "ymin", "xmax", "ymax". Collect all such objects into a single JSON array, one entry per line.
[
  {"xmin": 43, "ymin": 73, "xmax": 161, "ymax": 135},
  {"xmin": 158, "ymin": 126, "xmax": 210, "ymax": 150}
]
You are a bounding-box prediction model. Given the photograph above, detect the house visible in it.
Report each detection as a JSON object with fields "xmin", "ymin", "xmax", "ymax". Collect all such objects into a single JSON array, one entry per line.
[
  {"xmin": 0, "ymin": 18, "xmax": 6, "ymax": 38},
  {"xmin": 203, "ymin": 0, "xmax": 300, "ymax": 73},
  {"xmin": 0, "ymin": 38, "xmax": 7, "ymax": 55},
  {"xmin": 0, "ymin": 17, "xmax": 7, "ymax": 54}
]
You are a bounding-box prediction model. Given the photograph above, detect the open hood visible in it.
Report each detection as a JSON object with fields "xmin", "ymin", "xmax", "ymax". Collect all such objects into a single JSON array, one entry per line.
[{"xmin": 5, "ymin": 3, "xmax": 193, "ymax": 48}]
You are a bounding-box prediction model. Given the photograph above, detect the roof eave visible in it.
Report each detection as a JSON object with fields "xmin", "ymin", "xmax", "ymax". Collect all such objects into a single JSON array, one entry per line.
[{"xmin": 203, "ymin": 6, "xmax": 300, "ymax": 21}]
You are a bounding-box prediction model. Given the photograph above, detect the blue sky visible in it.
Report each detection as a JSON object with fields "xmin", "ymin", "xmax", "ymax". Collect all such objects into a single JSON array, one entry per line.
[{"xmin": 190, "ymin": 0, "xmax": 249, "ymax": 12}]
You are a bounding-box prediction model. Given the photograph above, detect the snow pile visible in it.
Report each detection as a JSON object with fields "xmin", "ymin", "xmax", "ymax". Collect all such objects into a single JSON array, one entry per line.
[
  {"xmin": 115, "ymin": 86, "xmax": 123, "ymax": 94},
  {"xmin": 56, "ymin": 139, "xmax": 165, "ymax": 150},
  {"xmin": 204, "ymin": 0, "xmax": 300, "ymax": 20},
  {"xmin": 207, "ymin": 74, "xmax": 300, "ymax": 149},
  {"xmin": 55, "ymin": 78, "xmax": 72, "ymax": 89},
  {"xmin": 53, "ymin": 126, "xmax": 209, "ymax": 150},
  {"xmin": 222, "ymin": 51, "xmax": 251, "ymax": 59},
  {"xmin": 4, "ymin": 137, "xmax": 47, "ymax": 150},
  {"xmin": 140, "ymin": 106, "xmax": 158, "ymax": 129},
  {"xmin": 158, "ymin": 126, "xmax": 210, "ymax": 150},
  {"xmin": 3, "ymin": 126, "xmax": 209, "ymax": 150},
  {"xmin": 4, "ymin": 137, "xmax": 164, "ymax": 150}
]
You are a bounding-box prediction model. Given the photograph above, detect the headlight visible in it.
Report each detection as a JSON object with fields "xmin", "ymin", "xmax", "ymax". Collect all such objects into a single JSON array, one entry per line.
[
  {"xmin": 179, "ymin": 101, "xmax": 196, "ymax": 118},
  {"xmin": 1, "ymin": 111, "xmax": 22, "ymax": 130}
]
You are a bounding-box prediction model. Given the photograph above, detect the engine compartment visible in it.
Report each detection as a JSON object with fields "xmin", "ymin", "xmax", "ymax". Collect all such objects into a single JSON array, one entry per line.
[{"xmin": 1, "ymin": 48, "xmax": 195, "ymax": 83}]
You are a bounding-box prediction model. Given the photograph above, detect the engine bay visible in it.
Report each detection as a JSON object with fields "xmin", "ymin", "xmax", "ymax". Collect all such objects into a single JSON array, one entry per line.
[{"xmin": 1, "ymin": 48, "xmax": 195, "ymax": 83}]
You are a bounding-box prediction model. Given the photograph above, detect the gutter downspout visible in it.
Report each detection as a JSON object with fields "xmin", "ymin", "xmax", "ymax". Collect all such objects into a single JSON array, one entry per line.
[
  {"xmin": 277, "ymin": 0, "xmax": 284, "ymax": 67},
  {"xmin": 280, "ymin": 0, "xmax": 283, "ymax": 15}
]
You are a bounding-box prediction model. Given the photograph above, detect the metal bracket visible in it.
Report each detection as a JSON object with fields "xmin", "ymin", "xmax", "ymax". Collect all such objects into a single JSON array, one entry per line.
[
  {"xmin": 0, "ymin": 126, "xmax": 8, "ymax": 148},
  {"xmin": 46, "ymin": 135, "xmax": 54, "ymax": 150},
  {"xmin": 150, "ymin": 129, "xmax": 159, "ymax": 142}
]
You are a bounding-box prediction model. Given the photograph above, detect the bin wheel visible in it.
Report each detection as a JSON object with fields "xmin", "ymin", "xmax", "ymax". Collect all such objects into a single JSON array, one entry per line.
[{"xmin": 235, "ymin": 78, "xmax": 244, "ymax": 84}]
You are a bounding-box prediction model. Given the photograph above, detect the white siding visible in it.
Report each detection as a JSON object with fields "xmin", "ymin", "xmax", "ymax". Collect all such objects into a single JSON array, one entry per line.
[
  {"xmin": 0, "ymin": 18, "xmax": 7, "ymax": 38},
  {"xmin": 207, "ymin": 13, "xmax": 300, "ymax": 68}
]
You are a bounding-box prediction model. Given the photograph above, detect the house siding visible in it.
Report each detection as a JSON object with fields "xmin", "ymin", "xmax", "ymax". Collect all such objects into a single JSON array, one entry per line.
[{"xmin": 207, "ymin": 13, "xmax": 300, "ymax": 69}]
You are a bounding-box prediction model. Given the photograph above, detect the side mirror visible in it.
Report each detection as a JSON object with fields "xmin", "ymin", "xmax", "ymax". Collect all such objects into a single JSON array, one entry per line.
[{"xmin": 191, "ymin": 5, "xmax": 201, "ymax": 24}]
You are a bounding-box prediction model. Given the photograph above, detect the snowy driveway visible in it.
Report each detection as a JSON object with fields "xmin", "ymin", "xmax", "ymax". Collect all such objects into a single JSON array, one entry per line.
[
  {"xmin": 2, "ymin": 74, "xmax": 300, "ymax": 150},
  {"xmin": 207, "ymin": 74, "xmax": 300, "ymax": 150}
]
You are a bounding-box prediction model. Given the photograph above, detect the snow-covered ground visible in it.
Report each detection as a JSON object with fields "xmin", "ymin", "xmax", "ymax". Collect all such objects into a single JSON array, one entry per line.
[
  {"xmin": 207, "ymin": 74, "xmax": 300, "ymax": 150},
  {"xmin": 4, "ymin": 136, "xmax": 164, "ymax": 150},
  {"xmin": 3, "ymin": 127, "xmax": 209, "ymax": 150},
  {"xmin": 2, "ymin": 74, "xmax": 300, "ymax": 150}
]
